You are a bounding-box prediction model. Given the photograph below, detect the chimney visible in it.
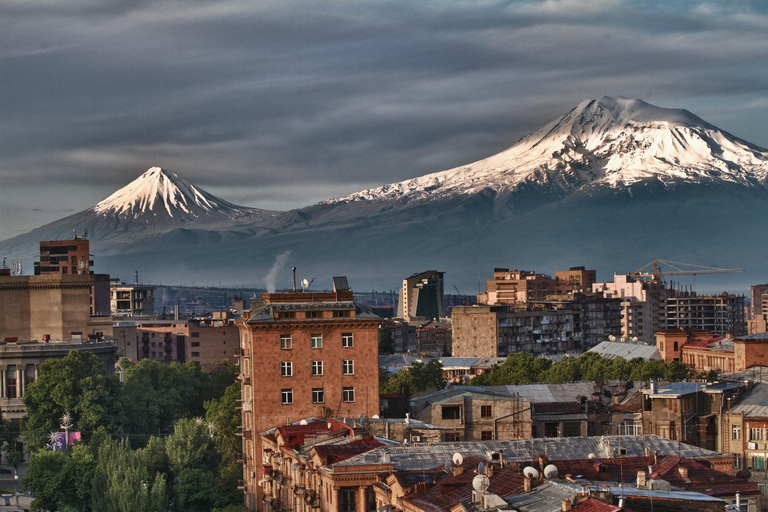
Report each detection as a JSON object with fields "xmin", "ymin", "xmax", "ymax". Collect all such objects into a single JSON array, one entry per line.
[
  {"xmin": 653, "ymin": 451, "xmax": 658, "ymax": 464},
  {"xmin": 451, "ymin": 466, "xmax": 464, "ymax": 477},
  {"xmin": 415, "ymin": 482, "xmax": 427, "ymax": 494},
  {"xmin": 134, "ymin": 270, "xmax": 139, "ymax": 286},
  {"xmin": 618, "ymin": 496, "xmax": 626, "ymax": 509},
  {"xmin": 485, "ymin": 465, "xmax": 494, "ymax": 478},
  {"xmin": 677, "ymin": 466, "xmax": 690, "ymax": 482},
  {"xmin": 561, "ymin": 498, "xmax": 572, "ymax": 511},
  {"xmin": 636, "ymin": 471, "xmax": 646, "ymax": 488},
  {"xmin": 524, "ymin": 476, "xmax": 532, "ymax": 492},
  {"xmin": 43, "ymin": 334, "xmax": 50, "ymax": 342}
]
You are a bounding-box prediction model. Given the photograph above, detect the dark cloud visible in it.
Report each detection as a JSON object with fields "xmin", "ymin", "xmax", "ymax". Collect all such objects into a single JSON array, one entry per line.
[{"xmin": 2, "ymin": 0, "xmax": 768, "ymax": 238}]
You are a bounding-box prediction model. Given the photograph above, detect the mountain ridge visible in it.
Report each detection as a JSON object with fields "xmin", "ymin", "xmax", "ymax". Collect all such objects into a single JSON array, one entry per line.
[{"xmin": 2, "ymin": 97, "xmax": 767, "ymax": 291}]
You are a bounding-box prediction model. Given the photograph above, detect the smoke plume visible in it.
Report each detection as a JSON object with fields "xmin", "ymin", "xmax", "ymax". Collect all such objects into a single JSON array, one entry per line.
[{"xmin": 264, "ymin": 251, "xmax": 292, "ymax": 292}]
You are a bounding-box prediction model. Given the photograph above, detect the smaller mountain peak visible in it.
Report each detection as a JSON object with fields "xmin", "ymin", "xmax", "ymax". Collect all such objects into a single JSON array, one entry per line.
[{"xmin": 570, "ymin": 96, "xmax": 709, "ymax": 129}]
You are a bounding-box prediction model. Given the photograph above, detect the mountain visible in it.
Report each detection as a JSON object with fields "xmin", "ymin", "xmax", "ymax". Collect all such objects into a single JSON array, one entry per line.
[
  {"xmin": 3, "ymin": 98, "xmax": 768, "ymax": 291},
  {"xmin": 0, "ymin": 167, "xmax": 276, "ymax": 259}
]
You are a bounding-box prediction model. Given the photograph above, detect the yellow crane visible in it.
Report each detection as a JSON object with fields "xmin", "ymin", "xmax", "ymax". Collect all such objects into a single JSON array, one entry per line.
[{"xmin": 627, "ymin": 259, "xmax": 744, "ymax": 283}]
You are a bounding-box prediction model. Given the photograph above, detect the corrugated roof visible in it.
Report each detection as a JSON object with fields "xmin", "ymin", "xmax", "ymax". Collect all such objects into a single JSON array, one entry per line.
[
  {"xmin": 503, "ymin": 482, "xmax": 577, "ymax": 512},
  {"xmin": 333, "ymin": 435, "xmax": 730, "ymax": 471},
  {"xmin": 729, "ymin": 382, "xmax": 768, "ymax": 417},
  {"xmin": 490, "ymin": 382, "xmax": 598, "ymax": 403},
  {"xmin": 588, "ymin": 342, "xmax": 661, "ymax": 361},
  {"xmin": 571, "ymin": 497, "xmax": 623, "ymax": 512},
  {"xmin": 439, "ymin": 357, "xmax": 506, "ymax": 369}
]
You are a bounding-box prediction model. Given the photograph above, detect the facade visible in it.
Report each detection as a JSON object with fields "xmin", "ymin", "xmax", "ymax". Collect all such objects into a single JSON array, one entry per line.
[
  {"xmin": 410, "ymin": 387, "xmax": 533, "ymax": 441},
  {"xmin": 451, "ymin": 304, "xmax": 582, "ymax": 358},
  {"xmin": 33, "ymin": 236, "xmax": 92, "ymax": 276},
  {"xmin": 750, "ymin": 284, "xmax": 768, "ymax": 321},
  {"xmin": 479, "ymin": 266, "xmax": 597, "ymax": 306},
  {"xmin": 113, "ymin": 312, "xmax": 239, "ymax": 365},
  {"xmin": 412, "ymin": 319, "xmax": 451, "ymax": 357},
  {"xmin": 237, "ymin": 280, "xmax": 380, "ymax": 509},
  {"xmin": 640, "ymin": 381, "xmax": 745, "ymax": 451},
  {"xmin": 664, "ymin": 293, "xmax": 746, "ymax": 336},
  {"xmin": 593, "ymin": 274, "xmax": 669, "ymax": 345},
  {"xmin": 396, "ymin": 270, "xmax": 444, "ymax": 322},
  {"xmin": 657, "ymin": 329, "xmax": 768, "ymax": 373},
  {"xmin": 110, "ymin": 279, "xmax": 155, "ymax": 316}
]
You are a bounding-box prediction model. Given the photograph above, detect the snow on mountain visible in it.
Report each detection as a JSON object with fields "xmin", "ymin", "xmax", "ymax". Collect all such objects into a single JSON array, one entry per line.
[
  {"xmin": 93, "ymin": 167, "xmax": 252, "ymax": 219},
  {"xmin": 324, "ymin": 97, "xmax": 768, "ymax": 206}
]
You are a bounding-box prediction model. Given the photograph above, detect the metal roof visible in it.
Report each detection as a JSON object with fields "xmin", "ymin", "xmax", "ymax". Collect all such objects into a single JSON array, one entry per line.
[
  {"xmin": 587, "ymin": 341, "xmax": 661, "ymax": 361},
  {"xmin": 439, "ymin": 357, "xmax": 506, "ymax": 369},
  {"xmin": 333, "ymin": 435, "xmax": 730, "ymax": 471},
  {"xmin": 729, "ymin": 383, "xmax": 768, "ymax": 417},
  {"xmin": 503, "ymin": 482, "xmax": 577, "ymax": 512},
  {"xmin": 489, "ymin": 382, "xmax": 598, "ymax": 403}
]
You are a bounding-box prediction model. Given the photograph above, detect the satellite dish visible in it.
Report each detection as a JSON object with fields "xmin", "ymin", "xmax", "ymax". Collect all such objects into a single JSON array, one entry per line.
[
  {"xmin": 301, "ymin": 278, "xmax": 309, "ymax": 291},
  {"xmin": 478, "ymin": 462, "xmax": 486, "ymax": 475},
  {"xmin": 588, "ymin": 453, "xmax": 596, "ymax": 459},
  {"xmin": 299, "ymin": 419, "xmax": 308, "ymax": 425},
  {"xmin": 543, "ymin": 464, "xmax": 558, "ymax": 478},
  {"xmin": 444, "ymin": 460, "xmax": 452, "ymax": 473},
  {"xmin": 631, "ymin": 337, "xmax": 639, "ymax": 343},
  {"xmin": 452, "ymin": 452, "xmax": 464, "ymax": 466},
  {"xmin": 472, "ymin": 474, "xmax": 490, "ymax": 493},
  {"xmin": 608, "ymin": 335, "xmax": 616, "ymax": 342},
  {"xmin": 523, "ymin": 467, "xmax": 539, "ymax": 479},
  {"xmin": 372, "ymin": 414, "xmax": 380, "ymax": 419}
]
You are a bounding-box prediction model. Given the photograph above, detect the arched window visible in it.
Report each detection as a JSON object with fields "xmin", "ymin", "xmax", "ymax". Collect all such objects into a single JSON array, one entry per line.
[{"xmin": 673, "ymin": 341, "xmax": 678, "ymax": 352}]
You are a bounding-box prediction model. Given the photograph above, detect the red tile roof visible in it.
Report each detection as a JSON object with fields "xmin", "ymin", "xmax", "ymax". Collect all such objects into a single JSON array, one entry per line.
[
  {"xmin": 311, "ymin": 437, "xmax": 385, "ymax": 465},
  {"xmin": 275, "ymin": 419, "xmax": 353, "ymax": 450},
  {"xmin": 683, "ymin": 336, "xmax": 725, "ymax": 349},
  {"xmin": 572, "ymin": 497, "xmax": 626, "ymax": 512}
]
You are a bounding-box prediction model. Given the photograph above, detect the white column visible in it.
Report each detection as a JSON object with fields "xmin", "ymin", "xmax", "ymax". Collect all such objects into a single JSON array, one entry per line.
[
  {"xmin": 0, "ymin": 369, "xmax": 5, "ymax": 398},
  {"xmin": 17, "ymin": 367, "xmax": 23, "ymax": 398}
]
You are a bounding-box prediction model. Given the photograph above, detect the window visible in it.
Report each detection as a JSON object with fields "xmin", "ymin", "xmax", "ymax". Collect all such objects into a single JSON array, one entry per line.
[
  {"xmin": 444, "ymin": 432, "xmax": 461, "ymax": 442},
  {"xmin": 281, "ymin": 361, "xmax": 293, "ymax": 377},
  {"xmin": 442, "ymin": 405, "xmax": 461, "ymax": 420},
  {"xmin": 734, "ymin": 454, "xmax": 742, "ymax": 469},
  {"xmin": 280, "ymin": 335, "xmax": 292, "ymax": 350},
  {"xmin": 343, "ymin": 387, "xmax": 355, "ymax": 402},
  {"xmin": 563, "ymin": 422, "xmax": 581, "ymax": 437},
  {"xmin": 733, "ymin": 424, "xmax": 742, "ymax": 440},
  {"xmin": 342, "ymin": 333, "xmax": 354, "ymax": 348},
  {"xmin": 481, "ymin": 431, "xmax": 493, "ymax": 441},
  {"xmin": 753, "ymin": 456, "xmax": 765, "ymax": 470},
  {"xmin": 342, "ymin": 359, "xmax": 354, "ymax": 375},
  {"xmin": 305, "ymin": 310, "xmax": 320, "ymax": 318},
  {"xmin": 751, "ymin": 427, "xmax": 764, "ymax": 441},
  {"xmin": 191, "ymin": 352, "xmax": 200, "ymax": 357},
  {"xmin": 277, "ymin": 311, "xmax": 295, "ymax": 319},
  {"xmin": 340, "ymin": 489, "xmax": 356, "ymax": 512},
  {"xmin": 191, "ymin": 332, "xmax": 200, "ymax": 338},
  {"xmin": 625, "ymin": 421, "xmax": 641, "ymax": 436},
  {"xmin": 312, "ymin": 388, "xmax": 324, "ymax": 403},
  {"xmin": 311, "ymin": 334, "xmax": 323, "ymax": 349},
  {"xmin": 282, "ymin": 389, "xmax": 293, "ymax": 405},
  {"xmin": 311, "ymin": 360, "xmax": 324, "ymax": 376},
  {"xmin": 480, "ymin": 405, "xmax": 492, "ymax": 417},
  {"xmin": 191, "ymin": 341, "xmax": 200, "ymax": 347}
]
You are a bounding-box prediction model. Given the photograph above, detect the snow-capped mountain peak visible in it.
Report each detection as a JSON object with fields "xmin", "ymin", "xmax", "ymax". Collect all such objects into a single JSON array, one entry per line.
[
  {"xmin": 325, "ymin": 97, "xmax": 768, "ymax": 206},
  {"xmin": 93, "ymin": 167, "xmax": 246, "ymax": 219}
]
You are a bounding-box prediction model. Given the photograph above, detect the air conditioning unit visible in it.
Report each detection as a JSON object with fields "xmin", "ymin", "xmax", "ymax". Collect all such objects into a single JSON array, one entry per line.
[{"xmin": 411, "ymin": 435, "xmax": 421, "ymax": 442}]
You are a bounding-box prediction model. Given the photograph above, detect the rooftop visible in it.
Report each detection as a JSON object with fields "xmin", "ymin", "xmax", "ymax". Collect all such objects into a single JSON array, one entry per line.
[
  {"xmin": 729, "ymin": 382, "xmax": 768, "ymax": 417},
  {"xmin": 588, "ymin": 342, "xmax": 660, "ymax": 361}
]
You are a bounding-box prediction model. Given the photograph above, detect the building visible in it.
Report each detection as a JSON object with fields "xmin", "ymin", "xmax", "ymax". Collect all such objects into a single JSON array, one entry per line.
[
  {"xmin": 657, "ymin": 329, "xmax": 768, "ymax": 374},
  {"xmin": 587, "ymin": 341, "xmax": 661, "ymax": 361},
  {"xmin": 723, "ymin": 382, "xmax": 768, "ymax": 479},
  {"xmin": 593, "ymin": 274, "xmax": 669, "ymax": 345},
  {"xmin": 396, "ymin": 270, "xmax": 444, "ymax": 322},
  {"xmin": 439, "ymin": 356, "xmax": 506, "ymax": 383},
  {"xmin": 664, "ymin": 293, "xmax": 746, "ymax": 336},
  {"xmin": 33, "ymin": 235, "xmax": 92, "ymax": 276},
  {"xmin": 412, "ymin": 318, "xmax": 451, "ymax": 357},
  {"xmin": 0, "ymin": 271, "xmax": 117, "ymax": 427},
  {"xmin": 451, "ymin": 304, "xmax": 582, "ymax": 358},
  {"xmin": 410, "ymin": 387, "xmax": 533, "ymax": 441},
  {"xmin": 750, "ymin": 284, "xmax": 768, "ymax": 321},
  {"xmin": 479, "ymin": 267, "xmax": 597, "ymax": 306},
  {"xmin": 113, "ymin": 312, "xmax": 239, "ymax": 365},
  {"xmin": 641, "ymin": 381, "xmax": 745, "ymax": 451},
  {"xmin": 236, "ymin": 277, "xmax": 380, "ymax": 509},
  {"xmin": 110, "ymin": 277, "xmax": 155, "ymax": 316}
]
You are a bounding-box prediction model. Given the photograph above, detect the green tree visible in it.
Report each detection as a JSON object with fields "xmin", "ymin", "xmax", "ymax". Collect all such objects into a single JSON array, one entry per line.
[
  {"xmin": 378, "ymin": 325, "xmax": 393, "ymax": 354},
  {"xmin": 544, "ymin": 356, "xmax": 581, "ymax": 383},
  {"xmin": 205, "ymin": 382, "xmax": 244, "ymax": 508},
  {"xmin": 23, "ymin": 350, "xmax": 121, "ymax": 450},
  {"xmin": 90, "ymin": 438, "xmax": 167, "ymax": 512},
  {"xmin": 165, "ymin": 418, "xmax": 220, "ymax": 511},
  {"xmin": 24, "ymin": 443, "xmax": 97, "ymax": 511}
]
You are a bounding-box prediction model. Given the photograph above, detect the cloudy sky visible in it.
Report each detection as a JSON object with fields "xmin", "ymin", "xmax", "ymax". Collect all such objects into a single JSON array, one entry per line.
[{"xmin": 1, "ymin": 0, "xmax": 767, "ymax": 241}]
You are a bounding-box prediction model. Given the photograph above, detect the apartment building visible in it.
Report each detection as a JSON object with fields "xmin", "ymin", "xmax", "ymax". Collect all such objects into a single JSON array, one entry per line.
[
  {"xmin": 396, "ymin": 270, "xmax": 444, "ymax": 322},
  {"xmin": 236, "ymin": 277, "xmax": 380, "ymax": 509},
  {"xmin": 664, "ymin": 293, "xmax": 746, "ymax": 336}
]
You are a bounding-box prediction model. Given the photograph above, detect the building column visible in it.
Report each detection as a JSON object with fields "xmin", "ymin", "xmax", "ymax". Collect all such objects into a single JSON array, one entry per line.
[
  {"xmin": 0, "ymin": 368, "xmax": 5, "ymax": 398},
  {"xmin": 18, "ymin": 367, "xmax": 24, "ymax": 397}
]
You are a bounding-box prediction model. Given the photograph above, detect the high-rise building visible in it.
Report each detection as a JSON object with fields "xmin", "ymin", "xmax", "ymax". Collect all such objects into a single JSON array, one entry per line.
[
  {"xmin": 664, "ymin": 293, "xmax": 746, "ymax": 336},
  {"xmin": 236, "ymin": 277, "xmax": 380, "ymax": 509},
  {"xmin": 396, "ymin": 270, "xmax": 444, "ymax": 322},
  {"xmin": 592, "ymin": 274, "xmax": 668, "ymax": 344}
]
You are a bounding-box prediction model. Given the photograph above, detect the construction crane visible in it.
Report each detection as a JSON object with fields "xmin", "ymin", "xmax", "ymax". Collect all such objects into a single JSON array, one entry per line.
[
  {"xmin": 453, "ymin": 285, "xmax": 471, "ymax": 305},
  {"xmin": 627, "ymin": 259, "xmax": 744, "ymax": 283}
]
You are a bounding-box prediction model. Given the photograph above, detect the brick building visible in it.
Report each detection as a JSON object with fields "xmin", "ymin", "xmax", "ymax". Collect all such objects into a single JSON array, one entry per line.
[
  {"xmin": 113, "ymin": 312, "xmax": 239, "ymax": 365},
  {"xmin": 657, "ymin": 329, "xmax": 768, "ymax": 374},
  {"xmin": 236, "ymin": 278, "xmax": 380, "ymax": 509}
]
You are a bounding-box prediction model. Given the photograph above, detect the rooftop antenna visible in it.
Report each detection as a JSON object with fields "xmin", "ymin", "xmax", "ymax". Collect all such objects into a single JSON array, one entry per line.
[
  {"xmin": 292, "ymin": 267, "xmax": 297, "ymax": 292},
  {"xmin": 83, "ymin": 228, "xmax": 88, "ymax": 240}
]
